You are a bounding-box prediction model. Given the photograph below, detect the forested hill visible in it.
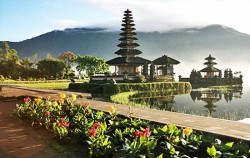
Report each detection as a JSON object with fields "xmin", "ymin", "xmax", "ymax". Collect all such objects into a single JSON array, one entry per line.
[{"xmin": 5, "ymin": 24, "xmax": 250, "ymax": 63}]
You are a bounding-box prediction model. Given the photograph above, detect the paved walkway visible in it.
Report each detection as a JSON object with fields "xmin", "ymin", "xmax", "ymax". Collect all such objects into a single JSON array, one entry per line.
[{"xmin": 1, "ymin": 85, "xmax": 250, "ymax": 141}]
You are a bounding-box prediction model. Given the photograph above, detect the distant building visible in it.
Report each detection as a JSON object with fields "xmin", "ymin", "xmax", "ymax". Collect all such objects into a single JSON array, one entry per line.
[
  {"xmin": 179, "ymin": 54, "xmax": 243, "ymax": 87},
  {"xmin": 199, "ymin": 54, "xmax": 221, "ymax": 78}
]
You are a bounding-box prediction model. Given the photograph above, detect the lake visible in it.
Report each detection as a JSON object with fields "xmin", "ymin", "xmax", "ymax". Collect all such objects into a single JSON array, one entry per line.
[{"xmin": 127, "ymin": 86, "xmax": 250, "ymax": 121}]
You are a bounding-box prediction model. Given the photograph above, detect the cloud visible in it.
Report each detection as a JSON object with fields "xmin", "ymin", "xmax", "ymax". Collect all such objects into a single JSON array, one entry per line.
[
  {"xmin": 53, "ymin": 19, "xmax": 86, "ymax": 30},
  {"xmin": 85, "ymin": 0, "xmax": 250, "ymax": 34}
]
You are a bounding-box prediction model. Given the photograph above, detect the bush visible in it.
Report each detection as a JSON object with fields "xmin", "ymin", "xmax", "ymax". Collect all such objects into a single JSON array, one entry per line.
[
  {"xmin": 14, "ymin": 94, "xmax": 250, "ymax": 157},
  {"xmin": 0, "ymin": 75, "xmax": 5, "ymax": 81}
]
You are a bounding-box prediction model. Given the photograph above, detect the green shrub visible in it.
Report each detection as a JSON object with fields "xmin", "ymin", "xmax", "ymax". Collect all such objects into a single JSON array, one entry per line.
[
  {"xmin": 14, "ymin": 94, "xmax": 250, "ymax": 157},
  {"xmin": 0, "ymin": 75, "xmax": 5, "ymax": 81}
]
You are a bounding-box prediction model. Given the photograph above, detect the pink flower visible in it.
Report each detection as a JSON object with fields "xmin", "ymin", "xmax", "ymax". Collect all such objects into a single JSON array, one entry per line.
[
  {"xmin": 89, "ymin": 128, "xmax": 97, "ymax": 137},
  {"xmin": 24, "ymin": 97, "xmax": 31, "ymax": 103},
  {"xmin": 45, "ymin": 111, "xmax": 50, "ymax": 117},
  {"xmin": 93, "ymin": 122, "xmax": 101, "ymax": 129},
  {"xmin": 144, "ymin": 127, "xmax": 151, "ymax": 137}
]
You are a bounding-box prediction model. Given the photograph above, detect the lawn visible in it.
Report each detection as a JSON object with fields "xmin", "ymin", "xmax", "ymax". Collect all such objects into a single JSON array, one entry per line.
[{"xmin": 12, "ymin": 82, "xmax": 71, "ymax": 90}]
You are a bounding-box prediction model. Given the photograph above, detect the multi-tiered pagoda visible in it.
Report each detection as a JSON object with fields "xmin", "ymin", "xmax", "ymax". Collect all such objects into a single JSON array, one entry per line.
[
  {"xmin": 199, "ymin": 54, "xmax": 220, "ymax": 78},
  {"xmin": 106, "ymin": 9, "xmax": 150, "ymax": 75}
]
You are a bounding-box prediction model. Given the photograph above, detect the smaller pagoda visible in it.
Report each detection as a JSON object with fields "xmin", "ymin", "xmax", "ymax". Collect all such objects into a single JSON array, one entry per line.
[
  {"xmin": 179, "ymin": 54, "xmax": 243, "ymax": 86},
  {"xmin": 199, "ymin": 54, "xmax": 220, "ymax": 78}
]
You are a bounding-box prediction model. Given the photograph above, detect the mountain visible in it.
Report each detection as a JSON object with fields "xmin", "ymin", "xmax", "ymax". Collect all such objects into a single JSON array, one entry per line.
[
  {"xmin": 6, "ymin": 25, "xmax": 250, "ymax": 61},
  {"xmin": 3, "ymin": 24, "xmax": 250, "ymax": 83}
]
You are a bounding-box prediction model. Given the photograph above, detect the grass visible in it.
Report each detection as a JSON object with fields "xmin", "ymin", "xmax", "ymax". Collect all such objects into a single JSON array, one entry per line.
[{"xmin": 11, "ymin": 82, "xmax": 71, "ymax": 90}]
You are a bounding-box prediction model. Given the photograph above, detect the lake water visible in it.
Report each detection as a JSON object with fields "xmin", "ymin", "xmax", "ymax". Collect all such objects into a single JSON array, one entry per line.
[{"xmin": 128, "ymin": 86, "xmax": 250, "ymax": 121}]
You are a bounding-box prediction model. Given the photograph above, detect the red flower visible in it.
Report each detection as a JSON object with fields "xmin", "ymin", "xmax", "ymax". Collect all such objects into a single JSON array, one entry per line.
[
  {"xmin": 134, "ymin": 130, "xmax": 141, "ymax": 137},
  {"xmin": 60, "ymin": 122, "xmax": 70, "ymax": 127},
  {"xmin": 134, "ymin": 127, "xmax": 151, "ymax": 138},
  {"xmin": 24, "ymin": 97, "xmax": 31, "ymax": 103},
  {"xmin": 82, "ymin": 102, "xmax": 89, "ymax": 109},
  {"xmin": 45, "ymin": 111, "xmax": 50, "ymax": 117},
  {"xmin": 93, "ymin": 122, "xmax": 101, "ymax": 129},
  {"xmin": 59, "ymin": 117, "xmax": 69, "ymax": 127},
  {"xmin": 89, "ymin": 128, "xmax": 97, "ymax": 137}
]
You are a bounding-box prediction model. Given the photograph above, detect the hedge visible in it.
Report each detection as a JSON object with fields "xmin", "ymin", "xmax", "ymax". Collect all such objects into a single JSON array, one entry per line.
[{"xmin": 69, "ymin": 82, "xmax": 192, "ymax": 95}]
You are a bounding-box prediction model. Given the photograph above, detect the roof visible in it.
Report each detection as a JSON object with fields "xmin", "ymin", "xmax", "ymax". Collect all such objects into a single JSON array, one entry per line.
[
  {"xmin": 205, "ymin": 54, "xmax": 216, "ymax": 60},
  {"xmin": 199, "ymin": 66, "xmax": 220, "ymax": 72},
  {"xmin": 153, "ymin": 55, "xmax": 180, "ymax": 65},
  {"xmin": 106, "ymin": 56, "xmax": 151, "ymax": 65},
  {"xmin": 115, "ymin": 49, "xmax": 142, "ymax": 56},
  {"xmin": 204, "ymin": 61, "xmax": 217, "ymax": 65}
]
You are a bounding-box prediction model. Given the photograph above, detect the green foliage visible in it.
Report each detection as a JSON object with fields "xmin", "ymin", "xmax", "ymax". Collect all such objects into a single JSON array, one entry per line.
[
  {"xmin": 0, "ymin": 75, "xmax": 5, "ymax": 81},
  {"xmin": 69, "ymin": 82, "xmax": 100, "ymax": 93},
  {"xmin": 103, "ymin": 82, "xmax": 192, "ymax": 95},
  {"xmin": 14, "ymin": 94, "xmax": 249, "ymax": 157},
  {"xmin": 0, "ymin": 41, "xmax": 21, "ymax": 79},
  {"xmin": 38, "ymin": 58, "xmax": 64, "ymax": 79},
  {"xmin": 58, "ymin": 51, "xmax": 77, "ymax": 78},
  {"xmin": 76, "ymin": 55, "xmax": 109, "ymax": 77}
]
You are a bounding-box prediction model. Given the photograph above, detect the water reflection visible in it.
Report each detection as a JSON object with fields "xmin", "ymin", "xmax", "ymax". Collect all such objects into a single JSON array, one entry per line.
[
  {"xmin": 129, "ymin": 87, "xmax": 246, "ymax": 120},
  {"xmin": 190, "ymin": 88, "xmax": 243, "ymax": 116},
  {"xmin": 130, "ymin": 91, "xmax": 176, "ymax": 111}
]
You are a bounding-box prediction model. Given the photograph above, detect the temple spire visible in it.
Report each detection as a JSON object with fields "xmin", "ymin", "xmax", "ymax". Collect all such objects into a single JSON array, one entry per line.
[{"xmin": 114, "ymin": 9, "xmax": 142, "ymax": 57}]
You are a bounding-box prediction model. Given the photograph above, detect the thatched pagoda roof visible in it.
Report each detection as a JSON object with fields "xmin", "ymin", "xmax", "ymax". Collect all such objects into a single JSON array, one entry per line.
[
  {"xmin": 205, "ymin": 54, "xmax": 216, "ymax": 60},
  {"xmin": 153, "ymin": 55, "xmax": 180, "ymax": 65},
  {"xmin": 204, "ymin": 61, "xmax": 217, "ymax": 65},
  {"xmin": 106, "ymin": 56, "xmax": 150, "ymax": 65},
  {"xmin": 199, "ymin": 66, "xmax": 220, "ymax": 72},
  {"xmin": 115, "ymin": 49, "xmax": 142, "ymax": 56}
]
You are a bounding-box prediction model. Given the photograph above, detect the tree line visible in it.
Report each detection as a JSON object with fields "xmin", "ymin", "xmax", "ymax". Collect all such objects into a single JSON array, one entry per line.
[{"xmin": 0, "ymin": 41, "xmax": 109, "ymax": 80}]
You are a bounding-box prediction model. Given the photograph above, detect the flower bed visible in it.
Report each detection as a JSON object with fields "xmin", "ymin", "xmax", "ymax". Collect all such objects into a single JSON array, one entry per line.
[{"xmin": 14, "ymin": 94, "xmax": 249, "ymax": 157}]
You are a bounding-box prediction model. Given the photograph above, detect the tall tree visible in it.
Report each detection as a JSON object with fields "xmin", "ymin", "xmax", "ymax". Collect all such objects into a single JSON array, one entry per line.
[
  {"xmin": 38, "ymin": 58, "xmax": 64, "ymax": 79},
  {"xmin": 58, "ymin": 51, "xmax": 77, "ymax": 78},
  {"xmin": 76, "ymin": 55, "xmax": 109, "ymax": 77},
  {"xmin": 0, "ymin": 41, "xmax": 21, "ymax": 79}
]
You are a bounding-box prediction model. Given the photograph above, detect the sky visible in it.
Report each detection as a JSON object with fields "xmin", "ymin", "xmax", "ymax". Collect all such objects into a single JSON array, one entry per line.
[{"xmin": 1, "ymin": 0, "xmax": 250, "ymax": 42}]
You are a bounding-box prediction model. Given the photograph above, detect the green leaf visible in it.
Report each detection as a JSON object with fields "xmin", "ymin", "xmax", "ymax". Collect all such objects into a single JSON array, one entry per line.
[
  {"xmin": 168, "ymin": 124, "xmax": 178, "ymax": 134},
  {"xmin": 161, "ymin": 125, "xmax": 168, "ymax": 133},
  {"xmin": 153, "ymin": 128, "xmax": 158, "ymax": 134},
  {"xmin": 148, "ymin": 139, "xmax": 157, "ymax": 150},
  {"xmin": 225, "ymin": 142, "xmax": 234, "ymax": 148},
  {"xmin": 207, "ymin": 145, "xmax": 217, "ymax": 157},
  {"xmin": 103, "ymin": 137, "xmax": 109, "ymax": 146},
  {"xmin": 156, "ymin": 153, "xmax": 163, "ymax": 158}
]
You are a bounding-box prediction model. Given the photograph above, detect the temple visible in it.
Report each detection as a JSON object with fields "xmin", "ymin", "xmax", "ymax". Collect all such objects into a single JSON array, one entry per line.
[
  {"xmin": 106, "ymin": 9, "xmax": 150, "ymax": 75},
  {"xmin": 199, "ymin": 54, "xmax": 221, "ymax": 78},
  {"xmin": 179, "ymin": 54, "xmax": 243, "ymax": 87},
  {"xmin": 152, "ymin": 55, "xmax": 180, "ymax": 81},
  {"xmin": 91, "ymin": 9, "xmax": 180, "ymax": 83}
]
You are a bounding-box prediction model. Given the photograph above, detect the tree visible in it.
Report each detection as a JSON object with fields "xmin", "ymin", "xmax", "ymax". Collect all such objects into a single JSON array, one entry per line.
[
  {"xmin": 0, "ymin": 41, "xmax": 21, "ymax": 79},
  {"xmin": 0, "ymin": 41, "xmax": 20, "ymax": 64},
  {"xmin": 21, "ymin": 57, "xmax": 31, "ymax": 69},
  {"xmin": 76, "ymin": 55, "xmax": 109, "ymax": 77},
  {"xmin": 38, "ymin": 58, "xmax": 64, "ymax": 79},
  {"xmin": 58, "ymin": 51, "xmax": 77, "ymax": 78}
]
